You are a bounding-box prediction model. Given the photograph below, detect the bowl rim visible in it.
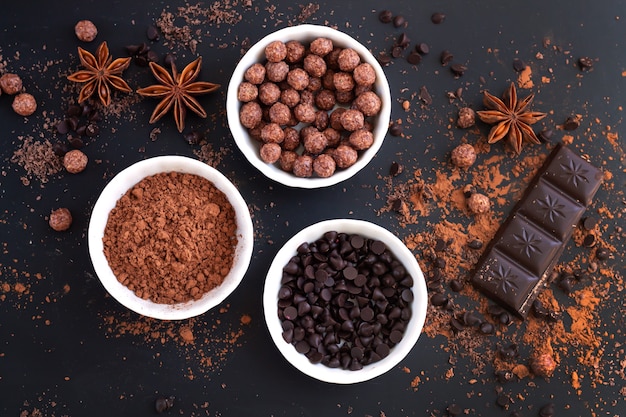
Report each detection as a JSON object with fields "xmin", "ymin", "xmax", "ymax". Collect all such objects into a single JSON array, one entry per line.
[
  {"xmin": 87, "ymin": 155, "xmax": 254, "ymax": 320},
  {"xmin": 226, "ymin": 24, "xmax": 392, "ymax": 189},
  {"xmin": 263, "ymin": 218, "xmax": 428, "ymax": 384}
]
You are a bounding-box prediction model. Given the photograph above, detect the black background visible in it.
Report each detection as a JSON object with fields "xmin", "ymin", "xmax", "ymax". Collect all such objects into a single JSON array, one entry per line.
[{"xmin": 1, "ymin": 1, "xmax": 625, "ymax": 416}]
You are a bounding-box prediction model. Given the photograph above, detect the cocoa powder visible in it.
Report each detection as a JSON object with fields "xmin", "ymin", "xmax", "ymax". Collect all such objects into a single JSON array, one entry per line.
[{"xmin": 102, "ymin": 172, "xmax": 237, "ymax": 304}]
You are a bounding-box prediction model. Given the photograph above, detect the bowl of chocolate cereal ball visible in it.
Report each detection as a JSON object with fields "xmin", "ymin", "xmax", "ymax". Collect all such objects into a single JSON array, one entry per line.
[
  {"xmin": 263, "ymin": 219, "xmax": 428, "ymax": 384},
  {"xmin": 226, "ymin": 24, "xmax": 392, "ymax": 188},
  {"xmin": 88, "ymin": 156, "xmax": 254, "ymax": 320}
]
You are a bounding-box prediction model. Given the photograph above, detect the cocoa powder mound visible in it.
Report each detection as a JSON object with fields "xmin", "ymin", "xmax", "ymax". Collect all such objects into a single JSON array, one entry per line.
[{"xmin": 102, "ymin": 172, "xmax": 238, "ymax": 304}]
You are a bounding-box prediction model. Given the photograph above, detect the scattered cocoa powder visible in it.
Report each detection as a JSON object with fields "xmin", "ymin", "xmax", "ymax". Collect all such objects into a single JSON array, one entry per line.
[
  {"xmin": 102, "ymin": 172, "xmax": 238, "ymax": 304},
  {"xmin": 10, "ymin": 136, "xmax": 63, "ymax": 184}
]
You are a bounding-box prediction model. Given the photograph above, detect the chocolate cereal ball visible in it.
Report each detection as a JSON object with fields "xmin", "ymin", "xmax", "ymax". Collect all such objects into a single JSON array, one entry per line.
[
  {"xmin": 306, "ymin": 76, "xmax": 322, "ymax": 92},
  {"xmin": 354, "ymin": 91, "xmax": 382, "ymax": 117},
  {"xmin": 240, "ymin": 101, "xmax": 263, "ymax": 129},
  {"xmin": 451, "ymin": 143, "xmax": 477, "ymax": 169},
  {"xmin": 244, "ymin": 63, "xmax": 266, "ymax": 84},
  {"xmin": 279, "ymin": 150, "xmax": 299, "ymax": 172},
  {"xmin": 260, "ymin": 123, "xmax": 285, "ymax": 144},
  {"xmin": 303, "ymin": 54, "xmax": 327, "ymax": 78},
  {"xmin": 265, "ymin": 61, "xmax": 290, "ymax": 83},
  {"xmin": 265, "ymin": 40, "xmax": 287, "ymax": 63},
  {"xmin": 333, "ymin": 72, "xmax": 355, "ymax": 92},
  {"xmin": 280, "ymin": 88, "xmax": 300, "ymax": 108},
  {"xmin": 285, "ymin": 40, "xmax": 306, "ymax": 63},
  {"xmin": 325, "ymin": 47, "xmax": 343, "ymax": 70},
  {"xmin": 0, "ymin": 73, "xmax": 23, "ymax": 95},
  {"xmin": 292, "ymin": 155, "xmax": 314, "ymax": 177},
  {"xmin": 338, "ymin": 48, "xmax": 361, "ymax": 72},
  {"xmin": 353, "ymin": 63, "xmax": 376, "ymax": 86},
  {"xmin": 259, "ymin": 142, "xmax": 282, "ymax": 164},
  {"xmin": 468, "ymin": 193, "xmax": 490, "ymax": 214},
  {"xmin": 303, "ymin": 131, "xmax": 328, "ymax": 155},
  {"xmin": 237, "ymin": 82, "xmax": 258, "ymax": 102},
  {"xmin": 63, "ymin": 149, "xmax": 88, "ymax": 174},
  {"xmin": 332, "ymin": 145, "xmax": 358, "ymax": 169},
  {"xmin": 268, "ymin": 102, "xmax": 292, "ymax": 125},
  {"xmin": 314, "ymin": 110, "xmax": 329, "ymax": 131},
  {"xmin": 293, "ymin": 103, "xmax": 317, "ymax": 124},
  {"xmin": 348, "ymin": 129, "xmax": 374, "ymax": 150},
  {"xmin": 12, "ymin": 93, "xmax": 37, "ymax": 116},
  {"xmin": 329, "ymin": 108, "xmax": 347, "ymax": 130},
  {"xmin": 322, "ymin": 69, "xmax": 336, "ymax": 90},
  {"xmin": 323, "ymin": 127, "xmax": 342, "ymax": 147},
  {"xmin": 49, "ymin": 208, "xmax": 73, "ymax": 232},
  {"xmin": 286, "ymin": 68, "xmax": 310, "ymax": 91},
  {"xmin": 340, "ymin": 109, "xmax": 365, "ymax": 132},
  {"xmin": 313, "ymin": 154, "xmax": 337, "ymax": 178},
  {"xmin": 310, "ymin": 37, "xmax": 334, "ymax": 56},
  {"xmin": 315, "ymin": 89, "xmax": 336, "ymax": 111},
  {"xmin": 335, "ymin": 90, "xmax": 354, "ymax": 104},
  {"xmin": 299, "ymin": 89, "xmax": 314, "ymax": 106},
  {"xmin": 258, "ymin": 82, "xmax": 281, "ymax": 105},
  {"xmin": 74, "ymin": 20, "xmax": 98, "ymax": 42},
  {"xmin": 282, "ymin": 127, "xmax": 300, "ymax": 151}
]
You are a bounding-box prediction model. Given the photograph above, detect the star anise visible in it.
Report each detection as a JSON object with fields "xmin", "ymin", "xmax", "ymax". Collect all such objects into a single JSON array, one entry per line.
[
  {"xmin": 67, "ymin": 41, "xmax": 132, "ymax": 107},
  {"xmin": 476, "ymin": 82, "xmax": 547, "ymax": 154},
  {"xmin": 137, "ymin": 57, "xmax": 220, "ymax": 133}
]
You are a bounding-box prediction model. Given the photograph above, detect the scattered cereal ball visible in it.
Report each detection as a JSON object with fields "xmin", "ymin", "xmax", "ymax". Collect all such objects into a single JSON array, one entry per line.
[
  {"xmin": 292, "ymin": 155, "xmax": 314, "ymax": 177},
  {"xmin": 237, "ymin": 82, "xmax": 258, "ymax": 102},
  {"xmin": 338, "ymin": 48, "xmax": 361, "ymax": 72},
  {"xmin": 244, "ymin": 63, "xmax": 266, "ymax": 85},
  {"xmin": 12, "ymin": 93, "xmax": 37, "ymax": 116},
  {"xmin": 74, "ymin": 20, "xmax": 98, "ymax": 42},
  {"xmin": 63, "ymin": 149, "xmax": 88, "ymax": 174},
  {"xmin": 451, "ymin": 143, "xmax": 477, "ymax": 169},
  {"xmin": 353, "ymin": 63, "xmax": 376, "ymax": 86},
  {"xmin": 457, "ymin": 107, "xmax": 476, "ymax": 128},
  {"xmin": 265, "ymin": 40, "xmax": 287, "ymax": 63},
  {"xmin": 348, "ymin": 129, "xmax": 374, "ymax": 150},
  {"xmin": 530, "ymin": 352, "xmax": 557, "ymax": 378},
  {"xmin": 0, "ymin": 73, "xmax": 23, "ymax": 94},
  {"xmin": 310, "ymin": 38, "xmax": 333, "ymax": 56},
  {"xmin": 259, "ymin": 143, "xmax": 282, "ymax": 164},
  {"xmin": 49, "ymin": 208, "xmax": 73, "ymax": 232},
  {"xmin": 354, "ymin": 91, "xmax": 382, "ymax": 117},
  {"xmin": 467, "ymin": 193, "xmax": 490, "ymax": 214},
  {"xmin": 239, "ymin": 101, "xmax": 262, "ymax": 129},
  {"xmin": 313, "ymin": 154, "xmax": 336, "ymax": 178},
  {"xmin": 332, "ymin": 144, "xmax": 358, "ymax": 169}
]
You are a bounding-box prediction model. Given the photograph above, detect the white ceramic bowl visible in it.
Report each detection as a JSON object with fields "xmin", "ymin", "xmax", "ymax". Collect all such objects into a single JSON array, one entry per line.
[
  {"xmin": 226, "ymin": 24, "xmax": 392, "ymax": 188},
  {"xmin": 88, "ymin": 156, "xmax": 254, "ymax": 320},
  {"xmin": 263, "ymin": 219, "xmax": 427, "ymax": 384}
]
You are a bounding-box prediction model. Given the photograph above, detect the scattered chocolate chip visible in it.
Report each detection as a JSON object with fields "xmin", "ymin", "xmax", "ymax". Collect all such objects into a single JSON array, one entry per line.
[
  {"xmin": 164, "ymin": 53, "xmax": 176, "ymax": 67},
  {"xmin": 446, "ymin": 403, "xmax": 462, "ymax": 416},
  {"xmin": 558, "ymin": 275, "xmax": 574, "ymax": 294},
  {"xmin": 146, "ymin": 50, "xmax": 159, "ymax": 63},
  {"xmin": 396, "ymin": 33, "xmax": 410, "ymax": 48},
  {"xmin": 407, "ymin": 51, "xmax": 422, "ymax": 65},
  {"xmin": 392, "ymin": 15, "xmax": 406, "ymax": 28},
  {"xmin": 85, "ymin": 123, "xmax": 99, "ymax": 137},
  {"xmin": 419, "ymin": 86, "xmax": 432, "ymax": 105},
  {"xmin": 496, "ymin": 393, "xmax": 511, "ymax": 408},
  {"xmin": 499, "ymin": 312, "xmax": 511, "ymax": 325},
  {"xmin": 563, "ymin": 116, "xmax": 580, "ymax": 130},
  {"xmin": 449, "ymin": 279, "xmax": 463, "ymax": 292},
  {"xmin": 391, "ymin": 46, "xmax": 404, "ymax": 58},
  {"xmin": 415, "ymin": 43, "xmax": 429, "ymax": 55},
  {"xmin": 431, "ymin": 12, "xmax": 446, "ymax": 24},
  {"xmin": 596, "ymin": 246, "xmax": 609, "ymax": 261},
  {"xmin": 578, "ymin": 56, "xmax": 594, "ymax": 70},
  {"xmin": 499, "ymin": 343, "xmax": 518, "ymax": 359},
  {"xmin": 538, "ymin": 128, "xmax": 554, "ymax": 143},
  {"xmin": 479, "ymin": 321, "xmax": 495, "ymax": 334},
  {"xmin": 450, "ymin": 63, "xmax": 467, "ymax": 76},
  {"xmin": 539, "ymin": 403, "xmax": 555, "ymax": 417},
  {"xmin": 52, "ymin": 142, "xmax": 69, "ymax": 157},
  {"xmin": 440, "ymin": 50, "xmax": 453, "ymax": 66},
  {"xmin": 512, "ymin": 58, "xmax": 526, "ymax": 72},
  {"xmin": 434, "ymin": 239, "xmax": 447, "ymax": 252},
  {"xmin": 389, "ymin": 161, "xmax": 403, "ymax": 177},
  {"xmin": 582, "ymin": 216, "xmax": 598, "ymax": 230},
  {"xmin": 389, "ymin": 123, "xmax": 403, "ymax": 136},
  {"xmin": 391, "ymin": 198, "xmax": 404, "ymax": 212},
  {"xmin": 55, "ymin": 120, "xmax": 70, "ymax": 134},
  {"xmin": 431, "ymin": 293, "xmax": 448, "ymax": 307},
  {"xmin": 155, "ymin": 396, "xmax": 175, "ymax": 413},
  {"xmin": 378, "ymin": 10, "xmax": 393, "ymax": 23},
  {"xmin": 146, "ymin": 25, "xmax": 160, "ymax": 41},
  {"xmin": 183, "ymin": 131, "xmax": 204, "ymax": 145},
  {"xmin": 495, "ymin": 369, "xmax": 514, "ymax": 383},
  {"xmin": 450, "ymin": 317, "xmax": 465, "ymax": 332},
  {"xmin": 467, "ymin": 239, "xmax": 483, "ymax": 250},
  {"xmin": 583, "ymin": 233, "xmax": 596, "ymax": 247}
]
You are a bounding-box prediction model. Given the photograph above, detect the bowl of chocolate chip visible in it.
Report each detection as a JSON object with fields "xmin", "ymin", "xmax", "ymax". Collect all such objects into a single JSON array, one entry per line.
[
  {"xmin": 88, "ymin": 156, "xmax": 254, "ymax": 320},
  {"xmin": 263, "ymin": 219, "xmax": 428, "ymax": 384},
  {"xmin": 226, "ymin": 24, "xmax": 391, "ymax": 188}
]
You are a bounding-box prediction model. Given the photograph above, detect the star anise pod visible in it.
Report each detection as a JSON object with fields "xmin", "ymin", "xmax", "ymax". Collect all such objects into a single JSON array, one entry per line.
[
  {"xmin": 137, "ymin": 57, "xmax": 220, "ymax": 133},
  {"xmin": 476, "ymin": 82, "xmax": 547, "ymax": 154},
  {"xmin": 67, "ymin": 41, "xmax": 132, "ymax": 107}
]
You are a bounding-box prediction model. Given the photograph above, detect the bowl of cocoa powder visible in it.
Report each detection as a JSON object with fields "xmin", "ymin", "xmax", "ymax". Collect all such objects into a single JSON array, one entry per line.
[
  {"xmin": 88, "ymin": 156, "xmax": 254, "ymax": 320},
  {"xmin": 226, "ymin": 24, "xmax": 391, "ymax": 188},
  {"xmin": 263, "ymin": 219, "xmax": 427, "ymax": 383}
]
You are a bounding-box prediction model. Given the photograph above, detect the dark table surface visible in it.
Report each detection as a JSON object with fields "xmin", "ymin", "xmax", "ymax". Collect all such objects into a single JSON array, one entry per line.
[{"xmin": 1, "ymin": 1, "xmax": 625, "ymax": 416}]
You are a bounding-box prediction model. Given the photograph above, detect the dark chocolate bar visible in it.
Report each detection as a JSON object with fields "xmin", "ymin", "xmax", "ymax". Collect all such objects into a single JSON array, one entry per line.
[{"xmin": 471, "ymin": 144, "xmax": 603, "ymax": 318}]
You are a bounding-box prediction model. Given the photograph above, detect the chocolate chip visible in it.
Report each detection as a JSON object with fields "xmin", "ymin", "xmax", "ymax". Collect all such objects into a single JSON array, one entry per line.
[
  {"xmin": 415, "ymin": 43, "xmax": 429, "ymax": 55},
  {"xmin": 419, "ymin": 86, "xmax": 433, "ymax": 105},
  {"xmin": 155, "ymin": 396, "xmax": 175, "ymax": 413},
  {"xmin": 495, "ymin": 369, "xmax": 514, "ymax": 383},
  {"xmin": 498, "ymin": 312, "xmax": 511, "ymax": 325},
  {"xmin": 431, "ymin": 12, "xmax": 446, "ymax": 24},
  {"xmin": 146, "ymin": 50, "xmax": 159, "ymax": 63},
  {"xmin": 538, "ymin": 128, "xmax": 554, "ymax": 143},
  {"xmin": 146, "ymin": 25, "xmax": 160, "ymax": 41},
  {"xmin": 446, "ymin": 403, "xmax": 462, "ymax": 416},
  {"xmin": 391, "ymin": 198, "xmax": 404, "ymax": 212},
  {"xmin": 539, "ymin": 403, "xmax": 555, "ymax": 417},
  {"xmin": 85, "ymin": 123, "xmax": 99, "ymax": 137},
  {"xmin": 431, "ymin": 293, "xmax": 448, "ymax": 307},
  {"xmin": 449, "ymin": 279, "xmax": 463, "ymax": 292},
  {"xmin": 450, "ymin": 63, "xmax": 467, "ymax": 76},
  {"xmin": 392, "ymin": 15, "xmax": 406, "ymax": 28},
  {"xmin": 396, "ymin": 33, "xmax": 410, "ymax": 48},
  {"xmin": 440, "ymin": 50, "xmax": 453, "ymax": 66},
  {"xmin": 389, "ymin": 161, "xmax": 402, "ymax": 176},
  {"xmin": 583, "ymin": 233, "xmax": 596, "ymax": 247},
  {"xmin": 498, "ymin": 343, "xmax": 518, "ymax": 359},
  {"xmin": 407, "ymin": 51, "xmax": 422, "ymax": 65},
  {"xmin": 596, "ymin": 246, "xmax": 609, "ymax": 261},
  {"xmin": 391, "ymin": 46, "xmax": 404, "ymax": 58},
  {"xmin": 578, "ymin": 57, "xmax": 593, "ymax": 70},
  {"xmin": 377, "ymin": 51, "xmax": 391, "ymax": 66},
  {"xmin": 378, "ymin": 10, "xmax": 393, "ymax": 23},
  {"xmin": 450, "ymin": 317, "xmax": 465, "ymax": 332},
  {"xmin": 512, "ymin": 58, "xmax": 526, "ymax": 72},
  {"xmin": 164, "ymin": 53, "xmax": 176, "ymax": 67},
  {"xmin": 563, "ymin": 116, "xmax": 580, "ymax": 130},
  {"xmin": 582, "ymin": 216, "xmax": 598, "ymax": 230},
  {"xmin": 184, "ymin": 131, "xmax": 203, "ymax": 145},
  {"xmin": 55, "ymin": 120, "xmax": 70, "ymax": 134},
  {"xmin": 496, "ymin": 393, "xmax": 511, "ymax": 408},
  {"xmin": 52, "ymin": 142, "xmax": 69, "ymax": 157},
  {"xmin": 389, "ymin": 123, "xmax": 403, "ymax": 136},
  {"xmin": 467, "ymin": 239, "xmax": 483, "ymax": 249},
  {"xmin": 479, "ymin": 322, "xmax": 494, "ymax": 334}
]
